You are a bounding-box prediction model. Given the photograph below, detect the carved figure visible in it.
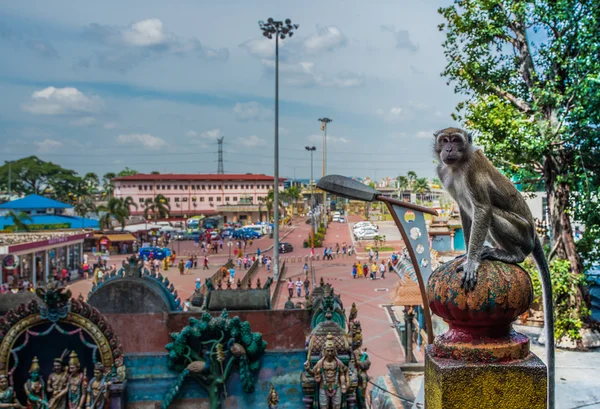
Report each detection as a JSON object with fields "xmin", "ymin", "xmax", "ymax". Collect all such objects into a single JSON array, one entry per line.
[
  {"xmin": 64, "ymin": 352, "xmax": 87, "ymax": 409},
  {"xmin": 86, "ymin": 363, "xmax": 110, "ymax": 409},
  {"xmin": 217, "ymin": 280, "xmax": 222, "ymax": 290},
  {"xmin": 267, "ymin": 385, "xmax": 279, "ymax": 409},
  {"xmin": 256, "ymin": 278, "xmax": 261, "ymax": 289},
  {"xmin": 47, "ymin": 356, "xmax": 68, "ymax": 409},
  {"xmin": 0, "ymin": 374, "xmax": 23, "ymax": 409},
  {"xmin": 24, "ymin": 357, "xmax": 49, "ymax": 409},
  {"xmin": 308, "ymin": 334, "xmax": 348, "ymax": 409},
  {"xmin": 350, "ymin": 333, "xmax": 370, "ymax": 408}
]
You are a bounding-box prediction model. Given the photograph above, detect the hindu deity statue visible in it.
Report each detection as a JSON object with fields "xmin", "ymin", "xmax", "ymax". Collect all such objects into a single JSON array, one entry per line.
[
  {"xmin": 308, "ymin": 333, "xmax": 348, "ymax": 409},
  {"xmin": 65, "ymin": 352, "xmax": 87, "ymax": 409},
  {"xmin": 349, "ymin": 330, "xmax": 370, "ymax": 409},
  {"xmin": 86, "ymin": 363, "xmax": 110, "ymax": 409},
  {"xmin": 0, "ymin": 374, "xmax": 23, "ymax": 409},
  {"xmin": 47, "ymin": 357, "xmax": 68, "ymax": 409},
  {"xmin": 24, "ymin": 357, "xmax": 49, "ymax": 409},
  {"xmin": 266, "ymin": 385, "xmax": 279, "ymax": 409}
]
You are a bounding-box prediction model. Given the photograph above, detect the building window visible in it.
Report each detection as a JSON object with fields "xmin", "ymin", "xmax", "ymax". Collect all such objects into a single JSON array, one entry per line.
[
  {"xmin": 246, "ymin": 185, "xmax": 250, "ymax": 189},
  {"xmin": 200, "ymin": 197, "xmax": 205, "ymax": 202},
  {"xmin": 233, "ymin": 196, "xmax": 238, "ymax": 201},
  {"xmin": 225, "ymin": 197, "xmax": 230, "ymax": 201},
  {"xmin": 139, "ymin": 198, "xmax": 144, "ymax": 203},
  {"xmin": 214, "ymin": 185, "xmax": 218, "ymax": 189},
  {"xmin": 208, "ymin": 185, "xmax": 211, "ymax": 190},
  {"xmin": 234, "ymin": 185, "xmax": 238, "ymax": 189},
  {"xmin": 180, "ymin": 185, "xmax": 184, "ymax": 190},
  {"xmin": 166, "ymin": 197, "xmax": 171, "ymax": 202},
  {"xmin": 217, "ymin": 197, "xmax": 222, "ymax": 202},
  {"xmin": 144, "ymin": 186, "xmax": 148, "ymax": 191},
  {"xmin": 191, "ymin": 185, "xmax": 195, "ymax": 190},
  {"xmin": 162, "ymin": 185, "xmax": 166, "ymax": 190},
  {"xmin": 224, "ymin": 185, "xmax": 228, "ymax": 190},
  {"xmin": 138, "ymin": 185, "xmax": 143, "ymax": 190},
  {"xmin": 182, "ymin": 197, "xmax": 188, "ymax": 202},
  {"xmin": 167, "ymin": 185, "xmax": 171, "ymax": 190},
  {"xmin": 201, "ymin": 185, "xmax": 205, "ymax": 190},
  {"xmin": 209, "ymin": 197, "xmax": 213, "ymax": 202},
  {"xmin": 174, "ymin": 198, "xmax": 180, "ymax": 202},
  {"xmin": 156, "ymin": 185, "xmax": 160, "ymax": 190}
]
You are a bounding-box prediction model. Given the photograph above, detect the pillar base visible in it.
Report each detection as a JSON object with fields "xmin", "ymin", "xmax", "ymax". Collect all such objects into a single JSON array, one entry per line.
[{"xmin": 425, "ymin": 345, "xmax": 547, "ymax": 409}]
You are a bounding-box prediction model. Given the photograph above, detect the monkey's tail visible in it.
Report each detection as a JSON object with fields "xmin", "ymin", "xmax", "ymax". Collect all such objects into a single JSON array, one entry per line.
[{"xmin": 533, "ymin": 235, "xmax": 555, "ymax": 409}]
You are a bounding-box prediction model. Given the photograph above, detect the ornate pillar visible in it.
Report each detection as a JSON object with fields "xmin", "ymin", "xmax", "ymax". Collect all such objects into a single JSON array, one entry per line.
[{"xmin": 425, "ymin": 259, "xmax": 547, "ymax": 409}]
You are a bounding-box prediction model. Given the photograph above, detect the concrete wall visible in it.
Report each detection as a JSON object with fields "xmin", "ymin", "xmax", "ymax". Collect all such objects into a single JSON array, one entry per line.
[
  {"xmin": 125, "ymin": 351, "xmax": 305, "ymax": 409},
  {"xmin": 431, "ymin": 234, "xmax": 452, "ymax": 253},
  {"xmin": 103, "ymin": 309, "xmax": 311, "ymax": 354}
]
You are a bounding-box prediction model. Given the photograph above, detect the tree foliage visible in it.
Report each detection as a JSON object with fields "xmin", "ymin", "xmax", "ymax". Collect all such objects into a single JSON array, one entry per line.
[
  {"xmin": 97, "ymin": 197, "xmax": 137, "ymax": 230},
  {"xmin": 6, "ymin": 211, "xmax": 33, "ymax": 232},
  {"xmin": 439, "ymin": 0, "xmax": 600, "ymax": 271},
  {"xmin": 144, "ymin": 194, "xmax": 171, "ymax": 221}
]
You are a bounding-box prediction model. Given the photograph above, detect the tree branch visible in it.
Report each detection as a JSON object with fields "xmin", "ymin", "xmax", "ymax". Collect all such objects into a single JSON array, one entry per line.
[{"xmin": 478, "ymin": 79, "xmax": 533, "ymax": 113}]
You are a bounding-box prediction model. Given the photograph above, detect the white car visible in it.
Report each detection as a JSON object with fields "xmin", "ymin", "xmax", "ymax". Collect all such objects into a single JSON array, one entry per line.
[
  {"xmin": 353, "ymin": 223, "xmax": 376, "ymax": 233},
  {"xmin": 355, "ymin": 229, "xmax": 378, "ymax": 240},
  {"xmin": 339, "ymin": 216, "xmax": 346, "ymax": 223},
  {"xmin": 332, "ymin": 215, "xmax": 340, "ymax": 222}
]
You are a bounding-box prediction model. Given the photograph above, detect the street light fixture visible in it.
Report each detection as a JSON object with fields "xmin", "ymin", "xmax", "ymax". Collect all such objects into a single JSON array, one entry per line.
[
  {"xmin": 305, "ymin": 146, "xmax": 317, "ymax": 270},
  {"xmin": 259, "ymin": 17, "xmax": 299, "ymax": 279},
  {"xmin": 318, "ymin": 118, "xmax": 332, "ymax": 228}
]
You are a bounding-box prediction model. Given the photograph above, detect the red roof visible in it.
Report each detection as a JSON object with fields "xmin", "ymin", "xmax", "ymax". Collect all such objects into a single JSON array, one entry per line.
[{"xmin": 113, "ymin": 173, "xmax": 286, "ymax": 182}]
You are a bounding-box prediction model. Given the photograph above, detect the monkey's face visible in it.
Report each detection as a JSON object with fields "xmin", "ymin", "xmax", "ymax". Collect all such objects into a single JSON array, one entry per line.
[{"xmin": 434, "ymin": 128, "xmax": 470, "ymax": 166}]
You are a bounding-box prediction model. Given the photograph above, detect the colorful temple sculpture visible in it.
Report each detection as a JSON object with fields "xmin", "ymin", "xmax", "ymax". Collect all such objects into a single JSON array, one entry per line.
[
  {"xmin": 302, "ymin": 280, "xmax": 371, "ymax": 409},
  {"xmin": 0, "ymin": 283, "xmax": 127, "ymax": 409}
]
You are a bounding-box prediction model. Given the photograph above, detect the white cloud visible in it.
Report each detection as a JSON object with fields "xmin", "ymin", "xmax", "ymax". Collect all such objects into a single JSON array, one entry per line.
[
  {"xmin": 122, "ymin": 18, "xmax": 166, "ymax": 47},
  {"xmin": 22, "ymin": 87, "xmax": 103, "ymax": 115},
  {"xmin": 416, "ymin": 130, "xmax": 434, "ymax": 138},
  {"xmin": 307, "ymin": 134, "xmax": 350, "ymax": 144},
  {"xmin": 104, "ymin": 122, "xmax": 118, "ymax": 129},
  {"xmin": 239, "ymin": 38, "xmax": 282, "ymax": 59},
  {"xmin": 303, "ymin": 26, "xmax": 347, "ymax": 54},
  {"xmin": 70, "ymin": 116, "xmax": 96, "ymax": 126},
  {"xmin": 235, "ymin": 135, "xmax": 266, "ymax": 147},
  {"xmin": 377, "ymin": 102, "xmax": 429, "ymax": 123},
  {"xmin": 200, "ymin": 128, "xmax": 221, "ymax": 140},
  {"xmin": 380, "ymin": 25, "xmax": 419, "ymax": 52},
  {"xmin": 117, "ymin": 133, "xmax": 166, "ymax": 149},
  {"xmin": 34, "ymin": 139, "xmax": 63, "ymax": 153},
  {"xmin": 233, "ymin": 101, "xmax": 273, "ymax": 121},
  {"xmin": 185, "ymin": 130, "xmax": 198, "ymax": 137},
  {"xmin": 262, "ymin": 60, "xmax": 365, "ymax": 88}
]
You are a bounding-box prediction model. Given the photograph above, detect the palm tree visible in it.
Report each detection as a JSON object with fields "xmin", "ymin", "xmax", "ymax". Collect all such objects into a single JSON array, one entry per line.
[
  {"xmin": 407, "ymin": 171, "xmax": 418, "ymax": 189},
  {"xmin": 7, "ymin": 211, "xmax": 33, "ymax": 232},
  {"xmin": 122, "ymin": 196, "xmax": 138, "ymax": 217},
  {"xmin": 73, "ymin": 197, "xmax": 97, "ymax": 228},
  {"xmin": 413, "ymin": 178, "xmax": 431, "ymax": 203},
  {"xmin": 265, "ymin": 189, "xmax": 283, "ymax": 223},
  {"xmin": 102, "ymin": 172, "xmax": 116, "ymax": 199},
  {"xmin": 144, "ymin": 194, "xmax": 171, "ymax": 222},
  {"xmin": 83, "ymin": 172, "xmax": 100, "ymax": 194},
  {"xmin": 283, "ymin": 186, "xmax": 302, "ymax": 217},
  {"xmin": 97, "ymin": 197, "xmax": 128, "ymax": 231}
]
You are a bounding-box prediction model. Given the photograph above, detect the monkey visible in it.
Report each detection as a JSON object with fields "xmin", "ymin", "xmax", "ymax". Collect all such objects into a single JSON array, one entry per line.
[{"xmin": 433, "ymin": 127, "xmax": 555, "ymax": 409}]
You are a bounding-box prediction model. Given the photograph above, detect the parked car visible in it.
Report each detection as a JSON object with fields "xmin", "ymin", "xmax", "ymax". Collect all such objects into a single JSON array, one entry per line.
[
  {"xmin": 355, "ymin": 229, "xmax": 378, "ymax": 240},
  {"xmin": 353, "ymin": 224, "xmax": 377, "ymax": 233},
  {"xmin": 279, "ymin": 242, "xmax": 294, "ymax": 253},
  {"xmin": 339, "ymin": 216, "xmax": 346, "ymax": 223},
  {"xmin": 221, "ymin": 228, "xmax": 235, "ymax": 238},
  {"xmin": 332, "ymin": 215, "xmax": 340, "ymax": 222},
  {"xmin": 139, "ymin": 247, "xmax": 171, "ymax": 260}
]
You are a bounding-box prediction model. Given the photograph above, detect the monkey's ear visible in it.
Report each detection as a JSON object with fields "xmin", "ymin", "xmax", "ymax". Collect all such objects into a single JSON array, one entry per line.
[
  {"xmin": 433, "ymin": 129, "xmax": 442, "ymax": 138},
  {"xmin": 467, "ymin": 132, "xmax": 473, "ymax": 144}
]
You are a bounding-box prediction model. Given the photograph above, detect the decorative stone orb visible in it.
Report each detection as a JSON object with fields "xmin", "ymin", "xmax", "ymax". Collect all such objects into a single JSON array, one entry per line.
[{"xmin": 427, "ymin": 258, "xmax": 533, "ymax": 362}]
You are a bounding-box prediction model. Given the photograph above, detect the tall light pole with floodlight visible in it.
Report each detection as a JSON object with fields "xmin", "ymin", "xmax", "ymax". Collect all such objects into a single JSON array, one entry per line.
[
  {"xmin": 305, "ymin": 146, "xmax": 316, "ymax": 269},
  {"xmin": 259, "ymin": 18, "xmax": 299, "ymax": 279},
  {"xmin": 318, "ymin": 117, "xmax": 332, "ymax": 228}
]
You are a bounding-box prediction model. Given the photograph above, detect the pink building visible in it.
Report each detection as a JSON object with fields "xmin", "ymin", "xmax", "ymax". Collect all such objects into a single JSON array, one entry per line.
[{"xmin": 112, "ymin": 174, "xmax": 285, "ymax": 223}]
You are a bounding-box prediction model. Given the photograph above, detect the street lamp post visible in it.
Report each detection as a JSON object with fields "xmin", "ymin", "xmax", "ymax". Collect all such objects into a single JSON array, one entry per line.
[
  {"xmin": 305, "ymin": 146, "xmax": 316, "ymax": 271},
  {"xmin": 318, "ymin": 118, "xmax": 332, "ymax": 228},
  {"xmin": 259, "ymin": 18, "xmax": 299, "ymax": 279}
]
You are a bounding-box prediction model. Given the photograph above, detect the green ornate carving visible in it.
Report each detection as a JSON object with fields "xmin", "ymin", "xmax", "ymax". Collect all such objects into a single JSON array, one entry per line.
[
  {"xmin": 310, "ymin": 283, "xmax": 346, "ymax": 329},
  {"xmin": 161, "ymin": 309, "xmax": 267, "ymax": 409}
]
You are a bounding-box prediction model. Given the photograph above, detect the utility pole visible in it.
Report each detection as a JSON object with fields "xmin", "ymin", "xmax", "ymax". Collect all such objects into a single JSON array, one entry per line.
[
  {"xmin": 305, "ymin": 146, "xmax": 316, "ymax": 271},
  {"xmin": 259, "ymin": 18, "xmax": 299, "ymax": 279},
  {"xmin": 8, "ymin": 161, "xmax": 12, "ymax": 196},
  {"xmin": 318, "ymin": 117, "xmax": 332, "ymax": 228},
  {"xmin": 217, "ymin": 137, "xmax": 224, "ymax": 174}
]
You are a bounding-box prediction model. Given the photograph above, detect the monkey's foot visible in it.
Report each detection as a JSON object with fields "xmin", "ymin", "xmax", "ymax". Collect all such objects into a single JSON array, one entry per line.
[
  {"xmin": 457, "ymin": 261, "xmax": 479, "ymax": 292},
  {"xmin": 453, "ymin": 253, "xmax": 467, "ymax": 260}
]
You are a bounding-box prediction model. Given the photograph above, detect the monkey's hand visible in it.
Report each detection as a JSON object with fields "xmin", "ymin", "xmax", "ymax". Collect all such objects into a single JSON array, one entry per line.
[{"xmin": 457, "ymin": 259, "xmax": 479, "ymax": 292}]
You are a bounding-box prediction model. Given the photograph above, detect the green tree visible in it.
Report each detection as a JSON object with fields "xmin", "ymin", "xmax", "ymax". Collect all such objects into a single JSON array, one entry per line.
[
  {"xmin": 396, "ymin": 175, "xmax": 409, "ymax": 192},
  {"xmin": 438, "ymin": 0, "xmax": 600, "ymax": 333},
  {"xmin": 407, "ymin": 171, "xmax": 418, "ymax": 188},
  {"xmin": 83, "ymin": 172, "xmax": 100, "ymax": 194},
  {"xmin": 283, "ymin": 186, "xmax": 302, "ymax": 216},
  {"xmin": 97, "ymin": 197, "xmax": 135, "ymax": 231},
  {"xmin": 0, "ymin": 156, "xmax": 82, "ymax": 200},
  {"xmin": 102, "ymin": 172, "xmax": 116, "ymax": 199},
  {"xmin": 6, "ymin": 211, "xmax": 33, "ymax": 232},
  {"xmin": 413, "ymin": 177, "xmax": 431, "ymax": 203},
  {"xmin": 265, "ymin": 189, "xmax": 283, "ymax": 222},
  {"xmin": 150, "ymin": 170, "xmax": 160, "ymax": 174},
  {"xmin": 144, "ymin": 194, "xmax": 171, "ymax": 221},
  {"xmin": 117, "ymin": 167, "xmax": 139, "ymax": 177},
  {"xmin": 73, "ymin": 197, "xmax": 97, "ymax": 228}
]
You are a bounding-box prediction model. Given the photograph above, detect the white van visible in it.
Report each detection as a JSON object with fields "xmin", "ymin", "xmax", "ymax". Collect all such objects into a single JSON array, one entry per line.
[{"xmin": 245, "ymin": 225, "xmax": 266, "ymax": 236}]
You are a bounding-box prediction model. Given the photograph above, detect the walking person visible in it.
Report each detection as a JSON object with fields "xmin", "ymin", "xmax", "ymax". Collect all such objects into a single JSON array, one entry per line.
[
  {"xmin": 369, "ymin": 248, "xmax": 374, "ymax": 262},
  {"xmin": 295, "ymin": 278, "xmax": 303, "ymax": 298},
  {"xmin": 304, "ymin": 276, "xmax": 310, "ymax": 295},
  {"xmin": 203, "ymin": 256, "xmax": 209, "ymax": 270},
  {"xmin": 303, "ymin": 263, "xmax": 309, "ymax": 275},
  {"xmin": 379, "ymin": 261, "xmax": 386, "ymax": 279},
  {"xmin": 193, "ymin": 254, "xmax": 198, "ymax": 269},
  {"xmin": 287, "ymin": 278, "xmax": 294, "ymax": 298},
  {"xmin": 352, "ymin": 263, "xmax": 357, "ymax": 279},
  {"xmin": 372, "ymin": 261, "xmax": 378, "ymax": 280},
  {"xmin": 178, "ymin": 260, "xmax": 185, "ymax": 275},
  {"xmin": 363, "ymin": 262, "xmax": 370, "ymax": 280}
]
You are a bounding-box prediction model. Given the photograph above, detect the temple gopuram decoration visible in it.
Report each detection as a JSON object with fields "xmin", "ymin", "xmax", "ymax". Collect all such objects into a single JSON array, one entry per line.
[
  {"xmin": 161, "ymin": 309, "xmax": 267, "ymax": 409},
  {"xmin": 88, "ymin": 256, "xmax": 183, "ymax": 313},
  {"xmin": 302, "ymin": 280, "xmax": 370, "ymax": 409},
  {"xmin": 0, "ymin": 283, "xmax": 126, "ymax": 409}
]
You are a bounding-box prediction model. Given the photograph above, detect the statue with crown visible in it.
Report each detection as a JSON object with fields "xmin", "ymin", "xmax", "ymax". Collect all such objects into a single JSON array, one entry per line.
[
  {"xmin": 304, "ymin": 333, "xmax": 349, "ymax": 409},
  {"xmin": 47, "ymin": 352, "xmax": 87, "ymax": 409}
]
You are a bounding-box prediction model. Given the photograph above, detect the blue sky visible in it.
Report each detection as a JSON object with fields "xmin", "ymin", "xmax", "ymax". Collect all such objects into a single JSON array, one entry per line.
[{"xmin": 0, "ymin": 0, "xmax": 461, "ymax": 180}]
